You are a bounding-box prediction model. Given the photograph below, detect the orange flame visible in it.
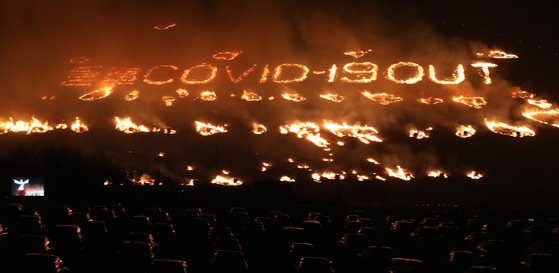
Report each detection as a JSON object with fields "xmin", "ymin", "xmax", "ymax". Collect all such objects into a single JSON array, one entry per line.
[
  {"xmin": 452, "ymin": 95, "xmax": 487, "ymax": 109},
  {"xmin": 386, "ymin": 62, "xmax": 424, "ymax": 84},
  {"xmin": 427, "ymin": 169, "xmax": 448, "ymax": 178},
  {"xmin": 466, "ymin": 170, "xmax": 483, "ymax": 180},
  {"xmin": 428, "ymin": 64, "xmax": 465, "ymax": 84},
  {"xmin": 79, "ymin": 85, "xmax": 114, "ymax": 101},
  {"xmin": 281, "ymin": 92, "xmax": 306, "ymax": 102},
  {"xmin": 361, "ymin": 91, "xmax": 403, "ymax": 105},
  {"xmin": 522, "ymin": 109, "xmax": 559, "ymax": 128},
  {"xmin": 162, "ymin": 96, "xmax": 176, "ymax": 107},
  {"xmin": 114, "ymin": 117, "xmax": 151, "ymax": 134},
  {"xmin": 241, "ymin": 90, "xmax": 262, "ymax": 101},
  {"xmin": 323, "ymin": 121, "xmax": 383, "ymax": 144},
  {"xmin": 455, "ymin": 125, "xmax": 476, "ymax": 138},
  {"xmin": 512, "ymin": 89, "xmax": 535, "ymax": 99},
  {"xmin": 195, "ymin": 121, "xmax": 228, "ymax": 136},
  {"xmin": 487, "ymin": 49, "xmax": 518, "ymax": 59},
  {"xmin": 385, "ymin": 165, "xmax": 414, "ymax": 181},
  {"xmin": 279, "ymin": 122, "xmax": 329, "ymax": 148},
  {"xmin": 212, "ymin": 51, "xmax": 242, "ymax": 61},
  {"xmin": 279, "ymin": 176, "xmax": 295, "ymax": 182},
  {"xmin": 484, "ymin": 119, "xmax": 535, "ymax": 137},
  {"xmin": 70, "ymin": 117, "xmax": 89, "ymax": 133},
  {"xmin": 526, "ymin": 98, "xmax": 553, "ymax": 109},
  {"xmin": 417, "ymin": 97, "xmax": 444, "ymax": 105},
  {"xmin": 153, "ymin": 23, "xmax": 176, "ymax": 30},
  {"xmin": 199, "ymin": 91, "xmax": 217, "ymax": 101},
  {"xmin": 0, "ymin": 117, "xmax": 53, "ymax": 134},
  {"xmin": 124, "ymin": 90, "xmax": 139, "ymax": 101},
  {"xmin": 211, "ymin": 172, "xmax": 243, "ymax": 186},
  {"xmin": 343, "ymin": 49, "xmax": 372, "ymax": 58},
  {"xmin": 319, "ymin": 93, "xmax": 345, "ymax": 102},
  {"xmin": 408, "ymin": 127, "xmax": 433, "ymax": 139},
  {"xmin": 252, "ymin": 122, "xmax": 268, "ymax": 135},
  {"xmin": 471, "ymin": 62, "xmax": 497, "ymax": 84},
  {"xmin": 176, "ymin": 88, "xmax": 189, "ymax": 98}
]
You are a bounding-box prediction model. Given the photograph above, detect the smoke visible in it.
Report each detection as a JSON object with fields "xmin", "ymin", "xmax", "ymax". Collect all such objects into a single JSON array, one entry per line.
[{"xmin": 0, "ymin": 0, "xmax": 554, "ymax": 184}]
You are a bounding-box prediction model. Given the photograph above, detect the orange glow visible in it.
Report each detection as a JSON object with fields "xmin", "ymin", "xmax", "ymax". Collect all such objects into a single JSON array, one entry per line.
[
  {"xmin": 194, "ymin": 121, "xmax": 228, "ymax": 136},
  {"xmin": 527, "ymin": 98, "xmax": 553, "ymax": 109},
  {"xmin": 366, "ymin": 157, "xmax": 380, "ymax": 165},
  {"xmin": 261, "ymin": 162, "xmax": 272, "ymax": 172},
  {"xmin": 385, "ymin": 166, "xmax": 414, "ymax": 181},
  {"xmin": 0, "ymin": 117, "xmax": 53, "ymax": 134},
  {"xmin": 466, "ymin": 170, "xmax": 483, "ymax": 180},
  {"xmin": 361, "ymin": 91, "xmax": 403, "ymax": 105},
  {"xmin": 484, "ymin": 119, "xmax": 535, "ymax": 137},
  {"xmin": 522, "ymin": 109, "xmax": 559, "ymax": 128},
  {"xmin": 452, "ymin": 95, "xmax": 487, "ymax": 109},
  {"xmin": 226, "ymin": 64, "xmax": 256, "ymax": 83},
  {"xmin": 386, "ymin": 62, "xmax": 424, "ymax": 84},
  {"xmin": 180, "ymin": 63, "xmax": 218, "ymax": 84},
  {"xmin": 273, "ymin": 64, "xmax": 309, "ymax": 83},
  {"xmin": 114, "ymin": 117, "xmax": 151, "ymax": 134},
  {"xmin": 455, "ymin": 125, "xmax": 476, "ymax": 138},
  {"xmin": 186, "ymin": 165, "xmax": 195, "ymax": 171},
  {"xmin": 344, "ymin": 49, "xmax": 372, "ymax": 58},
  {"xmin": 153, "ymin": 23, "xmax": 176, "ymax": 30},
  {"xmin": 130, "ymin": 174, "xmax": 155, "ymax": 186},
  {"xmin": 511, "ymin": 89, "xmax": 535, "ymax": 99},
  {"xmin": 281, "ymin": 92, "xmax": 306, "ymax": 102},
  {"xmin": 417, "ymin": 97, "xmax": 444, "ymax": 105},
  {"xmin": 241, "ymin": 90, "xmax": 262, "ymax": 101},
  {"xmin": 427, "ymin": 169, "xmax": 448, "ymax": 178},
  {"xmin": 471, "ymin": 62, "xmax": 497, "ymax": 84},
  {"xmin": 157, "ymin": 152, "xmax": 166, "ymax": 157},
  {"xmin": 340, "ymin": 62, "xmax": 378, "ymax": 83},
  {"xmin": 70, "ymin": 117, "xmax": 89, "ymax": 133},
  {"xmin": 199, "ymin": 91, "xmax": 217, "ymax": 101},
  {"xmin": 143, "ymin": 65, "xmax": 178, "ymax": 85},
  {"xmin": 487, "ymin": 49, "xmax": 518, "ymax": 59},
  {"xmin": 408, "ymin": 127, "xmax": 433, "ymax": 139},
  {"xmin": 323, "ymin": 121, "xmax": 383, "ymax": 144},
  {"xmin": 176, "ymin": 88, "xmax": 189, "ymax": 98},
  {"xmin": 79, "ymin": 85, "xmax": 114, "ymax": 101},
  {"xmin": 279, "ymin": 122, "xmax": 329, "ymax": 148},
  {"xmin": 41, "ymin": 95, "xmax": 56, "ymax": 101},
  {"xmin": 212, "ymin": 51, "xmax": 242, "ymax": 61},
  {"xmin": 211, "ymin": 173, "xmax": 243, "ymax": 186},
  {"xmin": 319, "ymin": 93, "xmax": 345, "ymax": 102},
  {"xmin": 251, "ymin": 122, "xmax": 268, "ymax": 134},
  {"xmin": 162, "ymin": 96, "xmax": 176, "ymax": 107},
  {"xmin": 279, "ymin": 176, "xmax": 295, "ymax": 182},
  {"xmin": 428, "ymin": 64, "xmax": 465, "ymax": 84},
  {"xmin": 124, "ymin": 90, "xmax": 139, "ymax": 101}
]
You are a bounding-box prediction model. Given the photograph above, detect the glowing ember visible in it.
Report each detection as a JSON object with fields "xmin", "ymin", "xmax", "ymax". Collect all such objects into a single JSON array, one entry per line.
[
  {"xmin": 199, "ymin": 91, "xmax": 217, "ymax": 101},
  {"xmin": 280, "ymin": 122, "xmax": 329, "ymax": 148},
  {"xmin": 162, "ymin": 96, "xmax": 176, "ymax": 107},
  {"xmin": 41, "ymin": 95, "xmax": 56, "ymax": 101},
  {"xmin": 213, "ymin": 51, "xmax": 242, "ymax": 61},
  {"xmin": 385, "ymin": 166, "xmax": 414, "ymax": 181},
  {"xmin": 487, "ymin": 49, "xmax": 518, "ymax": 59},
  {"xmin": 125, "ymin": 90, "xmax": 140, "ymax": 101},
  {"xmin": 361, "ymin": 91, "xmax": 403, "ymax": 105},
  {"xmin": 194, "ymin": 121, "xmax": 228, "ymax": 136},
  {"xmin": 386, "ymin": 62, "xmax": 424, "ymax": 84},
  {"xmin": 427, "ymin": 169, "xmax": 448, "ymax": 178},
  {"xmin": 344, "ymin": 49, "xmax": 372, "ymax": 58},
  {"xmin": 527, "ymin": 99, "xmax": 553, "ymax": 109},
  {"xmin": 366, "ymin": 157, "xmax": 380, "ymax": 165},
  {"xmin": 281, "ymin": 92, "xmax": 306, "ymax": 102},
  {"xmin": 455, "ymin": 125, "xmax": 476, "ymax": 138},
  {"xmin": 319, "ymin": 93, "xmax": 345, "ymax": 102},
  {"xmin": 452, "ymin": 95, "xmax": 487, "ymax": 109},
  {"xmin": 323, "ymin": 121, "xmax": 383, "ymax": 144},
  {"xmin": 252, "ymin": 122, "xmax": 268, "ymax": 134},
  {"xmin": 428, "ymin": 64, "xmax": 465, "ymax": 84},
  {"xmin": 522, "ymin": 109, "xmax": 559, "ymax": 128},
  {"xmin": 176, "ymin": 88, "xmax": 189, "ymax": 98},
  {"xmin": 79, "ymin": 85, "xmax": 114, "ymax": 101},
  {"xmin": 186, "ymin": 165, "xmax": 195, "ymax": 171},
  {"xmin": 157, "ymin": 152, "xmax": 166, "ymax": 157},
  {"xmin": 261, "ymin": 162, "xmax": 272, "ymax": 172},
  {"xmin": 356, "ymin": 174, "xmax": 370, "ymax": 181},
  {"xmin": 466, "ymin": 170, "xmax": 484, "ymax": 180},
  {"xmin": 0, "ymin": 117, "xmax": 53, "ymax": 134},
  {"xmin": 153, "ymin": 23, "xmax": 176, "ymax": 30},
  {"xmin": 279, "ymin": 176, "xmax": 295, "ymax": 182},
  {"xmin": 409, "ymin": 127, "xmax": 432, "ymax": 139},
  {"xmin": 484, "ymin": 119, "xmax": 535, "ymax": 137},
  {"xmin": 241, "ymin": 90, "xmax": 262, "ymax": 101},
  {"xmin": 211, "ymin": 174, "xmax": 243, "ymax": 186},
  {"xmin": 471, "ymin": 62, "xmax": 497, "ymax": 84},
  {"xmin": 297, "ymin": 164, "xmax": 310, "ymax": 169},
  {"xmin": 417, "ymin": 97, "xmax": 444, "ymax": 105},
  {"xmin": 70, "ymin": 117, "xmax": 89, "ymax": 133}
]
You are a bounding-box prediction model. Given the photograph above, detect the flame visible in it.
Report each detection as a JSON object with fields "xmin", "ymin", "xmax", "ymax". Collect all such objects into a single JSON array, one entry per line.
[
  {"xmin": 273, "ymin": 64, "xmax": 309, "ymax": 83},
  {"xmin": 323, "ymin": 121, "xmax": 383, "ymax": 144},
  {"xmin": 361, "ymin": 91, "xmax": 403, "ymax": 105},
  {"xmin": 527, "ymin": 99, "xmax": 553, "ymax": 109},
  {"xmin": 261, "ymin": 162, "xmax": 272, "ymax": 172},
  {"xmin": 114, "ymin": 117, "xmax": 151, "ymax": 134},
  {"xmin": 162, "ymin": 96, "xmax": 176, "ymax": 107},
  {"xmin": 281, "ymin": 92, "xmax": 306, "ymax": 102},
  {"xmin": 522, "ymin": 109, "xmax": 559, "ymax": 128},
  {"xmin": 125, "ymin": 90, "xmax": 139, "ymax": 101},
  {"xmin": 280, "ymin": 122, "xmax": 329, "ymax": 148},
  {"xmin": 452, "ymin": 95, "xmax": 487, "ymax": 109},
  {"xmin": 484, "ymin": 119, "xmax": 535, "ymax": 137},
  {"xmin": 386, "ymin": 62, "xmax": 424, "ymax": 84},
  {"xmin": 199, "ymin": 91, "xmax": 217, "ymax": 101},
  {"xmin": 279, "ymin": 176, "xmax": 295, "ymax": 182},
  {"xmin": 427, "ymin": 169, "xmax": 448, "ymax": 178},
  {"xmin": 176, "ymin": 88, "xmax": 189, "ymax": 98},
  {"xmin": 186, "ymin": 165, "xmax": 195, "ymax": 171},
  {"xmin": 512, "ymin": 89, "xmax": 535, "ymax": 99},
  {"xmin": 79, "ymin": 85, "xmax": 114, "ymax": 101},
  {"xmin": 130, "ymin": 174, "xmax": 155, "ymax": 186},
  {"xmin": 41, "ymin": 95, "xmax": 56, "ymax": 101},
  {"xmin": 312, "ymin": 171, "xmax": 345, "ymax": 182},
  {"xmin": 143, "ymin": 65, "xmax": 178, "ymax": 85},
  {"xmin": 0, "ymin": 117, "xmax": 53, "ymax": 134},
  {"xmin": 241, "ymin": 90, "xmax": 262, "ymax": 101},
  {"xmin": 471, "ymin": 62, "xmax": 497, "ymax": 84},
  {"xmin": 455, "ymin": 125, "xmax": 476, "ymax": 138},
  {"xmin": 153, "ymin": 23, "xmax": 176, "ymax": 30},
  {"xmin": 252, "ymin": 122, "xmax": 268, "ymax": 134},
  {"xmin": 356, "ymin": 174, "xmax": 370, "ymax": 181},
  {"xmin": 297, "ymin": 163, "xmax": 310, "ymax": 169},
  {"xmin": 70, "ymin": 117, "xmax": 88, "ymax": 133},
  {"xmin": 157, "ymin": 152, "xmax": 166, "ymax": 157},
  {"xmin": 466, "ymin": 170, "xmax": 483, "ymax": 180},
  {"xmin": 375, "ymin": 175, "xmax": 387, "ymax": 181},
  {"xmin": 340, "ymin": 62, "xmax": 378, "ymax": 83},
  {"xmin": 428, "ymin": 64, "xmax": 465, "ymax": 84},
  {"xmin": 319, "ymin": 93, "xmax": 345, "ymax": 102},
  {"xmin": 417, "ymin": 97, "xmax": 444, "ymax": 105},
  {"xmin": 487, "ymin": 49, "xmax": 518, "ymax": 59},
  {"xmin": 409, "ymin": 127, "xmax": 432, "ymax": 139},
  {"xmin": 195, "ymin": 121, "xmax": 228, "ymax": 136},
  {"xmin": 211, "ymin": 173, "xmax": 243, "ymax": 186},
  {"xmin": 213, "ymin": 51, "xmax": 242, "ymax": 60},
  {"xmin": 344, "ymin": 49, "xmax": 372, "ymax": 58},
  {"xmin": 366, "ymin": 157, "xmax": 380, "ymax": 165},
  {"xmin": 385, "ymin": 166, "xmax": 414, "ymax": 181},
  {"xmin": 181, "ymin": 63, "xmax": 218, "ymax": 84}
]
